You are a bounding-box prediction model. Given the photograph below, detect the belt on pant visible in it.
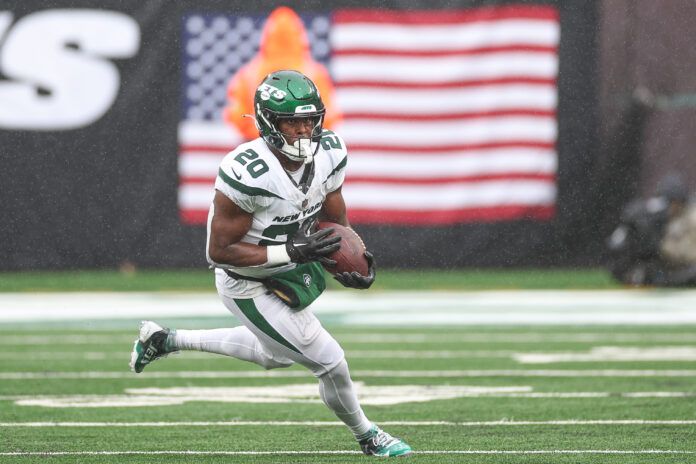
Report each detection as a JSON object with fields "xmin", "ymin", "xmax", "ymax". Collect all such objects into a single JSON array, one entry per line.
[{"xmin": 224, "ymin": 269, "xmax": 266, "ymax": 283}]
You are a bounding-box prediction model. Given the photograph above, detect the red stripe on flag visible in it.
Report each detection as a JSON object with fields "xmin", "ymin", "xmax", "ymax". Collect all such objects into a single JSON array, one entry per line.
[
  {"xmin": 333, "ymin": 45, "xmax": 557, "ymax": 57},
  {"xmin": 181, "ymin": 141, "xmax": 556, "ymax": 155},
  {"xmin": 343, "ymin": 109, "xmax": 556, "ymax": 121},
  {"xmin": 180, "ymin": 177, "xmax": 215, "ymax": 185},
  {"xmin": 180, "ymin": 173, "xmax": 556, "ymax": 187},
  {"xmin": 334, "ymin": 6, "xmax": 559, "ymax": 25},
  {"xmin": 180, "ymin": 209, "xmax": 209, "ymax": 225},
  {"xmin": 335, "ymin": 77, "xmax": 556, "ymax": 89},
  {"xmin": 345, "ymin": 173, "xmax": 555, "ymax": 185},
  {"xmin": 180, "ymin": 145, "xmax": 230, "ymax": 154},
  {"xmin": 347, "ymin": 205, "xmax": 555, "ymax": 225},
  {"xmin": 348, "ymin": 151, "xmax": 554, "ymax": 160},
  {"xmin": 349, "ymin": 141, "xmax": 555, "ymax": 153}
]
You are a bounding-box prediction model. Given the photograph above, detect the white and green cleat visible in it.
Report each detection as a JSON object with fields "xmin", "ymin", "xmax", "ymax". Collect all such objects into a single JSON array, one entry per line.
[
  {"xmin": 129, "ymin": 321, "xmax": 176, "ymax": 373},
  {"xmin": 358, "ymin": 425, "xmax": 413, "ymax": 457}
]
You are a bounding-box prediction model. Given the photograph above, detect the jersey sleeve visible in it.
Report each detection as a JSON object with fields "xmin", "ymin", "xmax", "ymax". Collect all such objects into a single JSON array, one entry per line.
[
  {"xmin": 321, "ymin": 130, "xmax": 348, "ymax": 193},
  {"xmin": 215, "ymin": 159, "xmax": 257, "ymax": 213}
]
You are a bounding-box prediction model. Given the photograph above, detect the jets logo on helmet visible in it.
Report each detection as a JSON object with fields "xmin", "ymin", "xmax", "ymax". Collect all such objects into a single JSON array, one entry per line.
[
  {"xmin": 254, "ymin": 70, "xmax": 326, "ymax": 164},
  {"xmin": 258, "ymin": 83, "xmax": 287, "ymax": 101},
  {"xmin": 296, "ymin": 104, "xmax": 317, "ymax": 113}
]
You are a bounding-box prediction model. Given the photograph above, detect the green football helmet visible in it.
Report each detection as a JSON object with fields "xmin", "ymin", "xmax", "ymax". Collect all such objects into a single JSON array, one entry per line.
[{"xmin": 254, "ymin": 70, "xmax": 326, "ymax": 164}]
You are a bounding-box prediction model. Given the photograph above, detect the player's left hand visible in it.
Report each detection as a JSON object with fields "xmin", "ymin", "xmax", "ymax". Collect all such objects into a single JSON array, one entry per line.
[{"xmin": 334, "ymin": 251, "xmax": 376, "ymax": 289}]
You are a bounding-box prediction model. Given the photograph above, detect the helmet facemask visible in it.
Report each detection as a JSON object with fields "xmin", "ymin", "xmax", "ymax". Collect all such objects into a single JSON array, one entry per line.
[{"xmin": 256, "ymin": 104, "xmax": 325, "ymax": 164}]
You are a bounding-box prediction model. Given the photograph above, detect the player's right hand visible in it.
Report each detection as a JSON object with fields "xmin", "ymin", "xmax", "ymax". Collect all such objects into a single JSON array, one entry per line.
[{"xmin": 286, "ymin": 219, "xmax": 340, "ymax": 265}]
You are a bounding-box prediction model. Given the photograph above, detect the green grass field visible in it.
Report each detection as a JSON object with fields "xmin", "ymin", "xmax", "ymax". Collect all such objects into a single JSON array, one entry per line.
[
  {"xmin": 0, "ymin": 268, "xmax": 618, "ymax": 292},
  {"xmin": 1, "ymin": 270, "xmax": 691, "ymax": 462},
  {"xmin": 3, "ymin": 321, "xmax": 696, "ymax": 463}
]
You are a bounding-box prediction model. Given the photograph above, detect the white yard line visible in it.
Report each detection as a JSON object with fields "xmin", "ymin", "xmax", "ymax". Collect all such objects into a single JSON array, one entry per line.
[
  {"xmin": 0, "ymin": 352, "xmax": 119, "ymax": 360},
  {"xmin": 348, "ymin": 350, "xmax": 516, "ymax": 358},
  {"xmin": 514, "ymin": 347, "xmax": 696, "ymax": 363},
  {"xmin": 0, "ymin": 335, "xmax": 135, "ymax": 345},
  {"xmin": 4, "ymin": 391, "xmax": 696, "ymax": 403},
  {"xmin": 339, "ymin": 333, "xmax": 696, "ymax": 343},
  {"xmin": 4, "ymin": 369, "xmax": 696, "ymax": 380},
  {"xmin": 2, "ymin": 420, "xmax": 696, "ymax": 427},
  {"xmin": 12, "ymin": 347, "xmax": 696, "ymax": 361},
  {"xmin": 0, "ymin": 450, "xmax": 693, "ymax": 456},
  {"xmin": 0, "ymin": 350, "xmax": 517, "ymax": 360},
  {"xmin": 5, "ymin": 333, "xmax": 696, "ymax": 345},
  {"xmin": 3, "ymin": 290, "xmax": 696, "ymax": 324}
]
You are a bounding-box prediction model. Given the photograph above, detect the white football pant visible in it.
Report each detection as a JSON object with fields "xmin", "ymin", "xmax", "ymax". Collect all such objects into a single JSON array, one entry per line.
[{"xmin": 171, "ymin": 290, "xmax": 372, "ymax": 438}]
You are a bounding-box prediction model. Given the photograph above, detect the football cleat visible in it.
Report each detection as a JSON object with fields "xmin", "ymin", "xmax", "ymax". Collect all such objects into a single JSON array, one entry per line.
[
  {"xmin": 358, "ymin": 425, "xmax": 413, "ymax": 457},
  {"xmin": 129, "ymin": 321, "xmax": 176, "ymax": 373}
]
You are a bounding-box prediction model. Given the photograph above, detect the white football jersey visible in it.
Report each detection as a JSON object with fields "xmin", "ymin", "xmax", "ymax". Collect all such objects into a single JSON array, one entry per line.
[{"xmin": 207, "ymin": 130, "xmax": 347, "ymax": 298}]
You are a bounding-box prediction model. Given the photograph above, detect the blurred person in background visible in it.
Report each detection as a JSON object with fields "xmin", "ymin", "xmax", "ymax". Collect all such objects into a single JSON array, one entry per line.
[
  {"xmin": 223, "ymin": 6, "xmax": 340, "ymax": 141},
  {"xmin": 131, "ymin": 70, "xmax": 411, "ymax": 457},
  {"xmin": 661, "ymin": 185, "xmax": 696, "ymax": 276},
  {"xmin": 607, "ymin": 174, "xmax": 696, "ymax": 286}
]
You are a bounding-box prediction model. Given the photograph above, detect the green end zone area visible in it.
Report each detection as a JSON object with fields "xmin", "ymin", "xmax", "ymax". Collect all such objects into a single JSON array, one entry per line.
[
  {"xmin": 0, "ymin": 268, "xmax": 619, "ymax": 292},
  {"xmin": 2, "ymin": 323, "xmax": 696, "ymax": 463}
]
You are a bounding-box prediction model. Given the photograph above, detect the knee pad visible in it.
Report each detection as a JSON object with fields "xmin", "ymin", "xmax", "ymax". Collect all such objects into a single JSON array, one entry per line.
[{"xmin": 313, "ymin": 336, "xmax": 345, "ymax": 375}]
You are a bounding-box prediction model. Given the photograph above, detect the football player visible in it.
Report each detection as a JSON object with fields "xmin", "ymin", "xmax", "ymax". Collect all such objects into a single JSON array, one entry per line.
[{"xmin": 130, "ymin": 70, "xmax": 412, "ymax": 457}]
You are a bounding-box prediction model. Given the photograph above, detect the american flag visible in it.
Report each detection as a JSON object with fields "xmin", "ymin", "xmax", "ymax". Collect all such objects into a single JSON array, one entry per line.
[{"xmin": 178, "ymin": 5, "xmax": 560, "ymax": 226}]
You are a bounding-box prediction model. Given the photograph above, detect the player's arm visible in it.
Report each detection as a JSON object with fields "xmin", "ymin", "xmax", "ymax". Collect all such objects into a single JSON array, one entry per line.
[
  {"xmin": 208, "ymin": 191, "xmax": 268, "ymax": 267},
  {"xmin": 320, "ymin": 186, "xmax": 349, "ymax": 227},
  {"xmin": 320, "ymin": 187, "xmax": 376, "ymax": 289}
]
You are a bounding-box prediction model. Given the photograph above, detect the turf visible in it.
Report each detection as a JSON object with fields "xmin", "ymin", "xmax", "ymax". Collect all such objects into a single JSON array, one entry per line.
[
  {"xmin": 0, "ymin": 268, "xmax": 619, "ymax": 292},
  {"xmin": 2, "ymin": 323, "xmax": 696, "ymax": 463}
]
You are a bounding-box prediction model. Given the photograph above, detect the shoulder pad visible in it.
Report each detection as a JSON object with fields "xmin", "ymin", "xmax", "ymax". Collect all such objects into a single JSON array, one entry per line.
[
  {"xmin": 319, "ymin": 129, "xmax": 348, "ymax": 161},
  {"xmin": 217, "ymin": 144, "xmax": 281, "ymax": 198},
  {"xmin": 319, "ymin": 129, "xmax": 348, "ymax": 178}
]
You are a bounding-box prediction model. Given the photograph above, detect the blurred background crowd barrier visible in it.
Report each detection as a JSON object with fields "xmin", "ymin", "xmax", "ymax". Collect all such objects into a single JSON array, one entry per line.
[{"xmin": 0, "ymin": 0, "xmax": 693, "ymax": 271}]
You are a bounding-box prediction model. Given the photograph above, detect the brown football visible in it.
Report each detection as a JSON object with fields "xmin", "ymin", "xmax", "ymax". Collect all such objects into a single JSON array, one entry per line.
[{"xmin": 317, "ymin": 221, "xmax": 368, "ymax": 276}]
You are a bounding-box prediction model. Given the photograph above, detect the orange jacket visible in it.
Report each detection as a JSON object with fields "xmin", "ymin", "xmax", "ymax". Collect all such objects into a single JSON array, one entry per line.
[{"xmin": 224, "ymin": 7, "xmax": 340, "ymax": 140}]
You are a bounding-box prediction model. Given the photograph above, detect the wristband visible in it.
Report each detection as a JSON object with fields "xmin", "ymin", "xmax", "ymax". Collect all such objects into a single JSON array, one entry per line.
[{"xmin": 266, "ymin": 244, "xmax": 292, "ymax": 266}]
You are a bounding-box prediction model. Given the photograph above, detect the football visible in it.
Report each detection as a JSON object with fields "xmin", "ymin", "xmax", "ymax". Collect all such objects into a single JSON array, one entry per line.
[{"xmin": 317, "ymin": 221, "xmax": 369, "ymax": 276}]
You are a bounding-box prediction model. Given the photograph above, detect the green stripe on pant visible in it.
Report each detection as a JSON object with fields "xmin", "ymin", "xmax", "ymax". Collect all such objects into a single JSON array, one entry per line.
[{"xmin": 234, "ymin": 298, "xmax": 301, "ymax": 354}]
